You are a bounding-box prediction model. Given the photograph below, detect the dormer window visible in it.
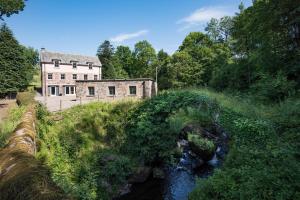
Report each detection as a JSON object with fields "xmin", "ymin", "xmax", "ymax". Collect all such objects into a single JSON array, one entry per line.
[
  {"xmin": 54, "ymin": 60, "xmax": 60, "ymax": 67},
  {"xmin": 88, "ymin": 63, "xmax": 93, "ymax": 70},
  {"xmin": 72, "ymin": 62, "xmax": 77, "ymax": 69}
]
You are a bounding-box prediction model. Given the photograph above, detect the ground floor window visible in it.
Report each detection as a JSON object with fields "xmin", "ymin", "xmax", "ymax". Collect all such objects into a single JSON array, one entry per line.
[
  {"xmin": 88, "ymin": 87, "xmax": 95, "ymax": 96},
  {"xmin": 64, "ymin": 86, "xmax": 75, "ymax": 95},
  {"xmin": 48, "ymin": 85, "xmax": 59, "ymax": 96},
  {"xmin": 108, "ymin": 86, "xmax": 115, "ymax": 96},
  {"xmin": 129, "ymin": 86, "xmax": 137, "ymax": 95}
]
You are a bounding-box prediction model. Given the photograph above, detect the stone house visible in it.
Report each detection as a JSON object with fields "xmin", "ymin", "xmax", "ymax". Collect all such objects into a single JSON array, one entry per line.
[
  {"xmin": 40, "ymin": 49, "xmax": 102, "ymax": 97},
  {"xmin": 40, "ymin": 49, "xmax": 156, "ymax": 99}
]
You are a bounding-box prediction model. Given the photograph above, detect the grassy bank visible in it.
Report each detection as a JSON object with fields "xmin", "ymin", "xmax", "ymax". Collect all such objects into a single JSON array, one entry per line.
[
  {"xmin": 0, "ymin": 105, "xmax": 26, "ymax": 147},
  {"xmin": 36, "ymin": 89, "xmax": 300, "ymax": 199}
]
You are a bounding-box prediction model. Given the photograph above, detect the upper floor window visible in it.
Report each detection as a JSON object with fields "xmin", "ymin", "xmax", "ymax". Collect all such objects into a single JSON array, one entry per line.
[
  {"xmin": 94, "ymin": 75, "xmax": 98, "ymax": 80},
  {"xmin": 61, "ymin": 74, "xmax": 65, "ymax": 80},
  {"xmin": 48, "ymin": 73, "xmax": 53, "ymax": 79},
  {"xmin": 54, "ymin": 60, "xmax": 60, "ymax": 67},
  {"xmin": 84, "ymin": 74, "xmax": 88, "ymax": 80},
  {"xmin": 108, "ymin": 86, "xmax": 115, "ymax": 96},
  {"xmin": 72, "ymin": 62, "xmax": 77, "ymax": 69},
  {"xmin": 73, "ymin": 74, "xmax": 77, "ymax": 80},
  {"xmin": 88, "ymin": 63, "xmax": 93, "ymax": 70},
  {"xmin": 129, "ymin": 86, "xmax": 137, "ymax": 95}
]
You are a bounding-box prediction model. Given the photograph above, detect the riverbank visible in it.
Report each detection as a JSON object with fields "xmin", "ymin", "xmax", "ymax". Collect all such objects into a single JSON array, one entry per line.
[{"xmin": 35, "ymin": 89, "xmax": 300, "ymax": 199}]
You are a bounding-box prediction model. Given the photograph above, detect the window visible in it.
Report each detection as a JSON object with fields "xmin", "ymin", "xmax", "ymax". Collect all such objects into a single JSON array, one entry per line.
[
  {"xmin": 84, "ymin": 74, "xmax": 88, "ymax": 80},
  {"xmin": 48, "ymin": 73, "xmax": 53, "ymax": 79},
  {"xmin": 65, "ymin": 86, "xmax": 75, "ymax": 95},
  {"xmin": 72, "ymin": 62, "xmax": 77, "ymax": 69},
  {"xmin": 94, "ymin": 75, "xmax": 98, "ymax": 80},
  {"xmin": 61, "ymin": 74, "xmax": 65, "ymax": 80},
  {"xmin": 108, "ymin": 86, "xmax": 115, "ymax": 96},
  {"xmin": 73, "ymin": 74, "xmax": 77, "ymax": 80},
  {"xmin": 54, "ymin": 60, "xmax": 59, "ymax": 67},
  {"xmin": 88, "ymin": 87, "xmax": 95, "ymax": 96},
  {"xmin": 88, "ymin": 63, "xmax": 93, "ymax": 70},
  {"xmin": 129, "ymin": 86, "xmax": 137, "ymax": 95}
]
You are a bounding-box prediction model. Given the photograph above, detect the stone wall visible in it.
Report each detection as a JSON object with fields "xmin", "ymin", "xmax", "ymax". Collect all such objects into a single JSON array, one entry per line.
[
  {"xmin": 0, "ymin": 106, "xmax": 68, "ymax": 199},
  {"xmin": 76, "ymin": 79, "xmax": 157, "ymax": 100}
]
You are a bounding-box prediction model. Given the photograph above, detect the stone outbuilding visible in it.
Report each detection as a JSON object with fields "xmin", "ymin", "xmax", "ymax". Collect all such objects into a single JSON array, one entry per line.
[{"xmin": 75, "ymin": 78, "xmax": 157, "ymax": 100}]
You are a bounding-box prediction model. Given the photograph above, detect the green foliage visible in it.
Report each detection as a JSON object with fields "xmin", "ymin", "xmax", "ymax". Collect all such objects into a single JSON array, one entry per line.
[
  {"xmin": 0, "ymin": 0, "xmax": 25, "ymax": 20},
  {"xmin": 132, "ymin": 40, "xmax": 157, "ymax": 78},
  {"xmin": 188, "ymin": 89, "xmax": 300, "ymax": 200},
  {"xmin": 0, "ymin": 105, "xmax": 26, "ymax": 147},
  {"xmin": 124, "ymin": 90, "xmax": 219, "ymax": 163},
  {"xmin": 37, "ymin": 101, "xmax": 137, "ymax": 200},
  {"xmin": 97, "ymin": 40, "xmax": 116, "ymax": 79},
  {"xmin": 0, "ymin": 24, "xmax": 38, "ymax": 97},
  {"xmin": 16, "ymin": 91, "xmax": 35, "ymax": 106}
]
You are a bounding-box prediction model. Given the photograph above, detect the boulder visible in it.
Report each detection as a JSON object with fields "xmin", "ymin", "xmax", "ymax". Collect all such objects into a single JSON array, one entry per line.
[{"xmin": 128, "ymin": 166, "xmax": 152, "ymax": 183}]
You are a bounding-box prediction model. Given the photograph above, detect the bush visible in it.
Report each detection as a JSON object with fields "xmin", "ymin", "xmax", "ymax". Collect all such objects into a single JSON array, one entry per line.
[
  {"xmin": 250, "ymin": 72, "xmax": 296, "ymax": 102},
  {"xmin": 16, "ymin": 92, "xmax": 35, "ymax": 106}
]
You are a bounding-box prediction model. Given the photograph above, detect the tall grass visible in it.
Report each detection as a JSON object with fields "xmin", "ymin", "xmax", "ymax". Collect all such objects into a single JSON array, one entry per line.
[{"xmin": 0, "ymin": 105, "xmax": 26, "ymax": 147}]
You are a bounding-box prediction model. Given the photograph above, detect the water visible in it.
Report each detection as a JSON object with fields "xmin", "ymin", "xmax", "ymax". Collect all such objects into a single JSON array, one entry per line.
[{"xmin": 117, "ymin": 136, "xmax": 228, "ymax": 200}]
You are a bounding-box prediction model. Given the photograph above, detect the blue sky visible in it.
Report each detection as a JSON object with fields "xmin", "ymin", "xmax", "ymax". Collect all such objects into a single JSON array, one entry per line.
[{"xmin": 4, "ymin": 0, "xmax": 252, "ymax": 56}]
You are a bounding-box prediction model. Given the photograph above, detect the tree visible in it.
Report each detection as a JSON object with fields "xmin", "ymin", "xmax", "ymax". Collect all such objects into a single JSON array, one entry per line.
[
  {"xmin": 178, "ymin": 32, "xmax": 215, "ymax": 84},
  {"xmin": 96, "ymin": 40, "xmax": 116, "ymax": 79},
  {"xmin": 171, "ymin": 51, "xmax": 204, "ymax": 87},
  {"xmin": 205, "ymin": 17, "xmax": 233, "ymax": 43},
  {"xmin": 0, "ymin": 24, "xmax": 37, "ymax": 96},
  {"xmin": 113, "ymin": 46, "xmax": 133, "ymax": 78},
  {"xmin": 0, "ymin": 0, "xmax": 25, "ymax": 20},
  {"xmin": 205, "ymin": 18, "xmax": 220, "ymax": 42},
  {"xmin": 132, "ymin": 40, "xmax": 156, "ymax": 78},
  {"xmin": 155, "ymin": 50, "xmax": 174, "ymax": 90}
]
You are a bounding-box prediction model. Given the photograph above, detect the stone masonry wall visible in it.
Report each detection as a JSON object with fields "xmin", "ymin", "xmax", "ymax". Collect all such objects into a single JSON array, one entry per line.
[{"xmin": 76, "ymin": 79, "xmax": 157, "ymax": 100}]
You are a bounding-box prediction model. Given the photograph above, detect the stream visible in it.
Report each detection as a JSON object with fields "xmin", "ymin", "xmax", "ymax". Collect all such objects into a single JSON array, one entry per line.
[{"xmin": 118, "ymin": 131, "xmax": 228, "ymax": 200}]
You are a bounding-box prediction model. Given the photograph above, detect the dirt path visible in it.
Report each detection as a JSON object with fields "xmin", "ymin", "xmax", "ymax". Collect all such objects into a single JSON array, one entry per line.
[{"xmin": 0, "ymin": 100, "xmax": 16, "ymax": 123}]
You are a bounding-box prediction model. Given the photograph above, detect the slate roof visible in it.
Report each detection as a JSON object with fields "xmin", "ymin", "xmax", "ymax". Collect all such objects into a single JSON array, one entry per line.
[{"xmin": 40, "ymin": 50, "xmax": 101, "ymax": 66}]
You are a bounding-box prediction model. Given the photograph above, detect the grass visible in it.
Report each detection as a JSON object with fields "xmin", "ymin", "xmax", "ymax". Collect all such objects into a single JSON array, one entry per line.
[{"xmin": 0, "ymin": 105, "xmax": 26, "ymax": 147}]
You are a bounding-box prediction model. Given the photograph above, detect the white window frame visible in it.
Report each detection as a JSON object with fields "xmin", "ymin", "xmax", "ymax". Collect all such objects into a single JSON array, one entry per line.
[
  {"xmin": 73, "ymin": 74, "xmax": 77, "ymax": 80},
  {"xmin": 48, "ymin": 73, "xmax": 53, "ymax": 80},
  {"xmin": 64, "ymin": 86, "xmax": 76, "ymax": 95}
]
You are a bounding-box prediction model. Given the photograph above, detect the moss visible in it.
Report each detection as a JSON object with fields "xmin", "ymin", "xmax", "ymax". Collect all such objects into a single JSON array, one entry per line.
[{"xmin": 187, "ymin": 133, "xmax": 215, "ymax": 160}]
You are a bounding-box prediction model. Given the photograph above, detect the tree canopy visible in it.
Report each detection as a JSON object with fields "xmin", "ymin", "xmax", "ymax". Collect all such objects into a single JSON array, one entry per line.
[
  {"xmin": 0, "ymin": 24, "xmax": 38, "ymax": 96},
  {"xmin": 0, "ymin": 0, "xmax": 25, "ymax": 20}
]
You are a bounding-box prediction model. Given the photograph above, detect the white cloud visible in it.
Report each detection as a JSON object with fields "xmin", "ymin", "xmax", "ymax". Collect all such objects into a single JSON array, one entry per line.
[
  {"xmin": 177, "ymin": 7, "xmax": 232, "ymax": 31},
  {"xmin": 110, "ymin": 30, "xmax": 149, "ymax": 43}
]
